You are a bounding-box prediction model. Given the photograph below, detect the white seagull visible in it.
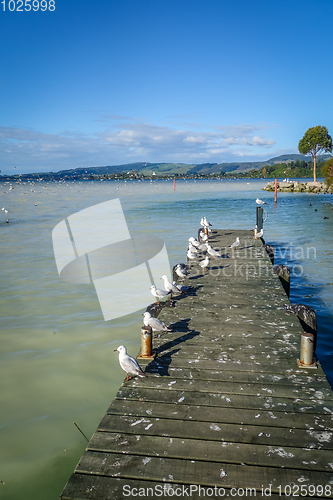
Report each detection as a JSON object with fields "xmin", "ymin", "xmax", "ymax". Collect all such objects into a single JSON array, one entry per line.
[
  {"xmin": 205, "ymin": 243, "xmax": 222, "ymax": 257},
  {"xmin": 203, "ymin": 216, "xmax": 212, "ymax": 227},
  {"xmin": 254, "ymin": 228, "xmax": 264, "ymax": 239},
  {"xmin": 114, "ymin": 345, "xmax": 147, "ymax": 382},
  {"xmin": 150, "ymin": 284, "xmax": 170, "ymax": 303},
  {"xmin": 161, "ymin": 275, "xmax": 180, "ymax": 296},
  {"xmin": 256, "ymin": 198, "xmax": 267, "ymax": 205},
  {"xmin": 198, "ymin": 229, "xmax": 209, "ymax": 242},
  {"xmin": 143, "ymin": 311, "xmax": 172, "ymax": 332},
  {"xmin": 189, "ymin": 237, "xmax": 200, "ymax": 248},
  {"xmin": 187, "ymin": 249, "xmax": 198, "ymax": 260},
  {"xmin": 230, "ymin": 237, "xmax": 240, "ymax": 250},
  {"xmin": 172, "ymin": 281, "xmax": 192, "ymax": 293},
  {"xmin": 188, "ymin": 242, "xmax": 199, "ymax": 253},
  {"xmin": 199, "ymin": 254, "xmax": 211, "ymax": 272},
  {"xmin": 175, "ymin": 264, "xmax": 189, "ymax": 279},
  {"xmin": 190, "ymin": 237, "xmax": 208, "ymax": 252}
]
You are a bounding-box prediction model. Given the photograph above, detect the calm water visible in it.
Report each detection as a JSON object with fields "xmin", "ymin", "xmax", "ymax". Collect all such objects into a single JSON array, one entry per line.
[{"xmin": 1, "ymin": 178, "xmax": 332, "ymax": 499}]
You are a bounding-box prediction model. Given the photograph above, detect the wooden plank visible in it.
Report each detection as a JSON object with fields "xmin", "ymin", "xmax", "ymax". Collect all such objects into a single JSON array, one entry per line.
[
  {"xmin": 60, "ymin": 474, "xmax": 324, "ymax": 500},
  {"xmin": 97, "ymin": 414, "xmax": 333, "ymax": 450},
  {"xmin": 126, "ymin": 376, "xmax": 333, "ymax": 400},
  {"xmin": 88, "ymin": 431, "xmax": 333, "ymax": 471},
  {"xmin": 74, "ymin": 451, "xmax": 333, "ymax": 496},
  {"xmin": 145, "ymin": 365, "xmax": 330, "ymax": 387},
  {"xmin": 115, "ymin": 386, "xmax": 332, "ymax": 414},
  {"xmin": 106, "ymin": 399, "xmax": 333, "ymax": 430}
]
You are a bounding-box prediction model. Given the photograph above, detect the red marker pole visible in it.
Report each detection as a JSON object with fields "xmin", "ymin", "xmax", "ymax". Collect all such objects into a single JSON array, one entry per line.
[
  {"xmin": 274, "ymin": 178, "xmax": 277, "ymax": 203},
  {"xmin": 174, "ymin": 178, "xmax": 176, "ymax": 191}
]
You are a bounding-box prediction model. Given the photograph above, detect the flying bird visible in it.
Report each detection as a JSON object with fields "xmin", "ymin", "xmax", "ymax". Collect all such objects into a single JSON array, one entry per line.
[
  {"xmin": 143, "ymin": 311, "xmax": 172, "ymax": 332},
  {"xmin": 114, "ymin": 345, "xmax": 147, "ymax": 382}
]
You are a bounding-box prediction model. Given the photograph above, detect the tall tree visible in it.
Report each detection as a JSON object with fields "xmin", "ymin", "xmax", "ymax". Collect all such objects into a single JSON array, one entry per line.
[
  {"xmin": 298, "ymin": 125, "xmax": 332, "ymax": 182},
  {"xmin": 322, "ymin": 158, "xmax": 333, "ymax": 188}
]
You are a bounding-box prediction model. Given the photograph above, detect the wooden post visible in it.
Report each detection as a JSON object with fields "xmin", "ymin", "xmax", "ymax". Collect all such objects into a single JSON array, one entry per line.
[{"xmin": 274, "ymin": 178, "xmax": 277, "ymax": 203}]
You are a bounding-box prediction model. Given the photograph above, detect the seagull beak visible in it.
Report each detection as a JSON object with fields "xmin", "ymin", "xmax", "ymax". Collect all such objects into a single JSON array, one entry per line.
[{"xmin": 114, "ymin": 349, "xmax": 118, "ymax": 352}]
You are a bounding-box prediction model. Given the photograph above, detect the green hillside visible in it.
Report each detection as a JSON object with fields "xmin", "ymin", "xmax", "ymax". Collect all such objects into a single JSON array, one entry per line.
[{"xmin": 1, "ymin": 154, "xmax": 332, "ymax": 181}]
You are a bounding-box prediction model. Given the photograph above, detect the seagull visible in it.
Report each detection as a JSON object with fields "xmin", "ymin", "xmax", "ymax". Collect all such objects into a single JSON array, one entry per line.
[
  {"xmin": 143, "ymin": 311, "xmax": 172, "ymax": 332},
  {"xmin": 161, "ymin": 275, "xmax": 180, "ymax": 297},
  {"xmin": 150, "ymin": 284, "xmax": 170, "ymax": 303},
  {"xmin": 174, "ymin": 263, "xmax": 189, "ymax": 279},
  {"xmin": 230, "ymin": 237, "xmax": 240, "ymax": 250},
  {"xmin": 256, "ymin": 198, "xmax": 266, "ymax": 205},
  {"xmin": 198, "ymin": 229, "xmax": 209, "ymax": 242},
  {"xmin": 114, "ymin": 345, "xmax": 147, "ymax": 382},
  {"xmin": 187, "ymin": 249, "xmax": 198, "ymax": 261},
  {"xmin": 203, "ymin": 216, "xmax": 212, "ymax": 227},
  {"xmin": 254, "ymin": 228, "xmax": 264, "ymax": 239},
  {"xmin": 205, "ymin": 243, "xmax": 222, "ymax": 257},
  {"xmin": 188, "ymin": 242, "xmax": 199, "ymax": 253},
  {"xmin": 172, "ymin": 281, "xmax": 193, "ymax": 293},
  {"xmin": 189, "ymin": 237, "xmax": 200, "ymax": 248},
  {"xmin": 190, "ymin": 237, "xmax": 208, "ymax": 252},
  {"xmin": 199, "ymin": 255, "xmax": 211, "ymax": 272}
]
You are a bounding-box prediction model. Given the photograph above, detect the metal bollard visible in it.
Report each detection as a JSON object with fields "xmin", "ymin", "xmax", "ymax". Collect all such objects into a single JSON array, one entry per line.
[
  {"xmin": 137, "ymin": 325, "xmax": 155, "ymax": 359},
  {"xmin": 297, "ymin": 333, "xmax": 317, "ymax": 369},
  {"xmin": 256, "ymin": 206, "xmax": 264, "ymax": 233}
]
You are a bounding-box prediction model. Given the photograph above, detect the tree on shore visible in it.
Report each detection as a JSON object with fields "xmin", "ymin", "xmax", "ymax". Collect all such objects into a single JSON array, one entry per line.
[
  {"xmin": 298, "ymin": 125, "xmax": 332, "ymax": 182},
  {"xmin": 322, "ymin": 157, "xmax": 333, "ymax": 188}
]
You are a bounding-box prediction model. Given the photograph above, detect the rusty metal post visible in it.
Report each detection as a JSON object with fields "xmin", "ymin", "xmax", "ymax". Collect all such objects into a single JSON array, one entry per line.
[
  {"xmin": 297, "ymin": 333, "xmax": 317, "ymax": 369},
  {"xmin": 137, "ymin": 325, "xmax": 155, "ymax": 359},
  {"xmin": 274, "ymin": 178, "xmax": 277, "ymax": 203}
]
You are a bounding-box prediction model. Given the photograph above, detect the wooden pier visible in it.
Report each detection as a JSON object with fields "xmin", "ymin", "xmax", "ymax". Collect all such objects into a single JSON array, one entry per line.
[{"xmin": 60, "ymin": 230, "xmax": 333, "ymax": 499}]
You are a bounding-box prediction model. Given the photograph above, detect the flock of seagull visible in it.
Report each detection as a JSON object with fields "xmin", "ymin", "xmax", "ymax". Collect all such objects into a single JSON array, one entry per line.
[{"xmin": 114, "ymin": 203, "xmax": 267, "ymax": 382}]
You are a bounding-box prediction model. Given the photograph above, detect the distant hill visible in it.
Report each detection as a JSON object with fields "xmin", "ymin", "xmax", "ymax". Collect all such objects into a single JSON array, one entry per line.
[{"xmin": 1, "ymin": 154, "xmax": 332, "ymax": 180}]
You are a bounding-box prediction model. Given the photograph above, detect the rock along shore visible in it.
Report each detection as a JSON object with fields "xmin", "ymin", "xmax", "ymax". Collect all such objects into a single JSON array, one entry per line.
[{"xmin": 262, "ymin": 180, "xmax": 333, "ymax": 194}]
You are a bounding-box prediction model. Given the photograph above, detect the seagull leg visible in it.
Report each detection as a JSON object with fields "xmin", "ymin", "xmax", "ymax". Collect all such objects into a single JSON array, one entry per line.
[{"xmin": 124, "ymin": 374, "xmax": 133, "ymax": 382}]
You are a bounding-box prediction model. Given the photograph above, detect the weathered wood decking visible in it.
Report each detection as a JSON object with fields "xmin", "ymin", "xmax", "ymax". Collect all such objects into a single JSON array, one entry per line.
[{"xmin": 60, "ymin": 230, "xmax": 333, "ymax": 499}]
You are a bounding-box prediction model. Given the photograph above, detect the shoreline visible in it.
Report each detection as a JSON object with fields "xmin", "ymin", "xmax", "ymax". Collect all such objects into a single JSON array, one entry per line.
[{"xmin": 263, "ymin": 180, "xmax": 333, "ymax": 194}]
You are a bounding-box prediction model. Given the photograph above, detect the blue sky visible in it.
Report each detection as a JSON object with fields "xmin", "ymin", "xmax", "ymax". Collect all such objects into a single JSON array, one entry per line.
[{"xmin": 1, "ymin": 0, "xmax": 333, "ymax": 174}]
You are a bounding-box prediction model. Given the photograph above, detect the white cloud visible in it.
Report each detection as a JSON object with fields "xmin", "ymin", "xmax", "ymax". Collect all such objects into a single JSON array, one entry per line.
[
  {"xmin": 0, "ymin": 121, "xmax": 278, "ymax": 174},
  {"xmin": 183, "ymin": 136, "xmax": 206, "ymax": 144}
]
